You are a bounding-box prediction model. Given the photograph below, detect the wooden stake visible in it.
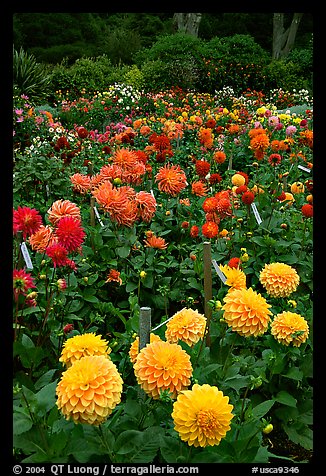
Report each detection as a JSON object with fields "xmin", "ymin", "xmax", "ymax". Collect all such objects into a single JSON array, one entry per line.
[
  {"xmin": 90, "ymin": 197, "xmax": 96, "ymax": 227},
  {"xmin": 139, "ymin": 306, "xmax": 151, "ymax": 351},
  {"xmin": 203, "ymin": 241, "xmax": 213, "ymax": 346}
]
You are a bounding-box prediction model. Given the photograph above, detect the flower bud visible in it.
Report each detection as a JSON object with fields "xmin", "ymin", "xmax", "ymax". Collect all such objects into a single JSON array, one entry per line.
[{"xmin": 263, "ymin": 423, "xmax": 273, "ymax": 435}]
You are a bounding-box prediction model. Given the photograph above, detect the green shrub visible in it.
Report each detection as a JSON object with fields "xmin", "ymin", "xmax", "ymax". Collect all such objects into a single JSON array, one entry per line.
[
  {"xmin": 199, "ymin": 34, "xmax": 270, "ymax": 95},
  {"xmin": 123, "ymin": 65, "xmax": 145, "ymax": 90},
  {"xmin": 262, "ymin": 60, "xmax": 309, "ymax": 94},
  {"xmin": 13, "ymin": 46, "xmax": 52, "ymax": 104}
]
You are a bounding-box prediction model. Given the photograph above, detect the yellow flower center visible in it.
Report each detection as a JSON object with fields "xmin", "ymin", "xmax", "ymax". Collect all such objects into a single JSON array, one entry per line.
[{"xmin": 196, "ymin": 409, "xmax": 218, "ymax": 430}]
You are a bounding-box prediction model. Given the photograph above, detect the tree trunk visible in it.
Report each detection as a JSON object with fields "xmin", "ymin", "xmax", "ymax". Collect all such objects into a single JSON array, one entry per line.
[
  {"xmin": 173, "ymin": 13, "xmax": 202, "ymax": 37},
  {"xmin": 273, "ymin": 13, "xmax": 303, "ymax": 59}
]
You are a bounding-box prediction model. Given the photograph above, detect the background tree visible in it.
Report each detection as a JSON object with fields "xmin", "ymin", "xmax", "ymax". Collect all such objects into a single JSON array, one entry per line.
[
  {"xmin": 173, "ymin": 13, "xmax": 202, "ymax": 37},
  {"xmin": 272, "ymin": 13, "xmax": 303, "ymax": 59}
]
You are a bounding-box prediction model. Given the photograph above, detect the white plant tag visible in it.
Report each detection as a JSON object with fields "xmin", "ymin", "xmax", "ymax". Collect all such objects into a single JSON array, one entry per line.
[
  {"xmin": 93, "ymin": 206, "xmax": 104, "ymax": 227},
  {"xmin": 20, "ymin": 242, "xmax": 33, "ymax": 269},
  {"xmin": 251, "ymin": 202, "xmax": 262, "ymax": 225},
  {"xmin": 298, "ymin": 164, "xmax": 311, "ymax": 173},
  {"xmin": 212, "ymin": 259, "xmax": 227, "ymax": 283}
]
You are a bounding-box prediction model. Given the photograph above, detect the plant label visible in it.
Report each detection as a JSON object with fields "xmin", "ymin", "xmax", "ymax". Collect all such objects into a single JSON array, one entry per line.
[
  {"xmin": 20, "ymin": 242, "xmax": 33, "ymax": 269},
  {"xmin": 212, "ymin": 259, "xmax": 227, "ymax": 283},
  {"xmin": 251, "ymin": 202, "xmax": 262, "ymax": 225},
  {"xmin": 93, "ymin": 206, "xmax": 104, "ymax": 227},
  {"xmin": 298, "ymin": 164, "xmax": 311, "ymax": 173}
]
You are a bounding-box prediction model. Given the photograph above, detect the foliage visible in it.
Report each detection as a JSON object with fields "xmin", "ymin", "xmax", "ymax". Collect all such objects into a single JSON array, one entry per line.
[
  {"xmin": 13, "ymin": 85, "xmax": 313, "ymax": 464},
  {"xmin": 13, "ymin": 47, "xmax": 53, "ymax": 104}
]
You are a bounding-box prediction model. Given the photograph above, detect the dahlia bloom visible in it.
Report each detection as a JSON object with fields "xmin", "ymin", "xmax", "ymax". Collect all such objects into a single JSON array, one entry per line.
[
  {"xmin": 195, "ymin": 160, "xmax": 210, "ymax": 177},
  {"xmin": 56, "ymin": 355, "xmax": 123, "ymax": 425},
  {"xmin": 47, "ymin": 199, "xmax": 81, "ymax": 225},
  {"xmin": 241, "ymin": 191, "xmax": 255, "ymax": 205},
  {"xmin": 172, "ymin": 384, "xmax": 234, "ymax": 447},
  {"xmin": 55, "ymin": 216, "xmax": 86, "ymax": 252},
  {"xmin": 198, "ymin": 127, "xmax": 214, "ymax": 148},
  {"xmin": 213, "ymin": 150, "xmax": 226, "ymax": 164},
  {"xmin": 143, "ymin": 234, "xmax": 168, "ymax": 249},
  {"xmin": 155, "ymin": 164, "xmax": 187, "ymax": 196},
  {"xmin": 191, "ymin": 181, "xmax": 209, "ymax": 197},
  {"xmin": 219, "ymin": 265, "xmax": 247, "ymax": 291},
  {"xmin": 70, "ymin": 173, "xmax": 91, "ymax": 194},
  {"xmin": 271, "ymin": 311, "xmax": 309, "ymax": 347},
  {"xmin": 190, "ymin": 225, "xmax": 199, "ymax": 238},
  {"xmin": 231, "ymin": 174, "xmax": 246, "ymax": 187},
  {"xmin": 202, "ymin": 221, "xmax": 219, "ymax": 239},
  {"xmin": 92, "ymin": 181, "xmax": 138, "ymax": 227},
  {"xmin": 45, "ymin": 243, "xmax": 69, "ymax": 268},
  {"xmin": 259, "ymin": 263, "xmax": 300, "ymax": 298},
  {"xmin": 222, "ymin": 287, "xmax": 272, "ymax": 337},
  {"xmin": 202, "ymin": 197, "xmax": 219, "ymax": 214},
  {"xmin": 105, "ymin": 269, "xmax": 122, "ymax": 285},
  {"xmin": 165, "ymin": 308, "xmax": 206, "ymax": 347},
  {"xmin": 129, "ymin": 333, "xmax": 162, "ymax": 364},
  {"xmin": 301, "ymin": 204, "xmax": 313, "ymax": 218},
  {"xmin": 135, "ymin": 191, "xmax": 157, "ymax": 222},
  {"xmin": 59, "ymin": 332, "xmax": 111, "ymax": 368},
  {"xmin": 13, "ymin": 269, "xmax": 36, "ymax": 301},
  {"xmin": 28, "ymin": 225, "xmax": 57, "ymax": 253},
  {"xmin": 133, "ymin": 340, "xmax": 193, "ymax": 399},
  {"xmin": 13, "ymin": 206, "xmax": 42, "ymax": 240}
]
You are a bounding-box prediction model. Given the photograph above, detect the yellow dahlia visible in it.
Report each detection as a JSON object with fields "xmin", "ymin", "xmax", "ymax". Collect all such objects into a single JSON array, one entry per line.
[
  {"xmin": 219, "ymin": 265, "xmax": 247, "ymax": 291},
  {"xmin": 259, "ymin": 262, "xmax": 300, "ymax": 298},
  {"xmin": 129, "ymin": 333, "xmax": 162, "ymax": 364},
  {"xmin": 271, "ymin": 311, "xmax": 309, "ymax": 347},
  {"xmin": 133, "ymin": 340, "xmax": 192, "ymax": 399},
  {"xmin": 172, "ymin": 384, "xmax": 234, "ymax": 447},
  {"xmin": 56, "ymin": 355, "xmax": 123, "ymax": 426},
  {"xmin": 165, "ymin": 308, "xmax": 206, "ymax": 347},
  {"xmin": 59, "ymin": 333, "xmax": 111, "ymax": 368},
  {"xmin": 222, "ymin": 287, "xmax": 271, "ymax": 337}
]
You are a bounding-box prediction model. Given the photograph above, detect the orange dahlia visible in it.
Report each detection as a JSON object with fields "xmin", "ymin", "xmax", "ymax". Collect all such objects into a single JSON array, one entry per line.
[
  {"xmin": 191, "ymin": 180, "xmax": 209, "ymax": 197},
  {"xmin": 259, "ymin": 263, "xmax": 300, "ymax": 298},
  {"xmin": 56, "ymin": 355, "xmax": 123, "ymax": 425},
  {"xmin": 133, "ymin": 340, "xmax": 193, "ymax": 399},
  {"xmin": 172, "ymin": 383, "xmax": 234, "ymax": 447},
  {"xmin": 59, "ymin": 332, "xmax": 111, "ymax": 368},
  {"xmin": 222, "ymin": 287, "xmax": 272, "ymax": 337},
  {"xmin": 28, "ymin": 225, "xmax": 57, "ymax": 253},
  {"xmin": 70, "ymin": 173, "xmax": 91, "ymax": 194},
  {"xmin": 271, "ymin": 311, "xmax": 309, "ymax": 347},
  {"xmin": 129, "ymin": 333, "xmax": 162, "ymax": 364},
  {"xmin": 47, "ymin": 199, "xmax": 81, "ymax": 226},
  {"xmin": 165, "ymin": 308, "xmax": 206, "ymax": 347},
  {"xmin": 143, "ymin": 234, "xmax": 168, "ymax": 249},
  {"xmin": 202, "ymin": 221, "xmax": 219, "ymax": 238},
  {"xmin": 219, "ymin": 265, "xmax": 247, "ymax": 291},
  {"xmin": 155, "ymin": 164, "xmax": 187, "ymax": 197},
  {"xmin": 135, "ymin": 191, "xmax": 157, "ymax": 222}
]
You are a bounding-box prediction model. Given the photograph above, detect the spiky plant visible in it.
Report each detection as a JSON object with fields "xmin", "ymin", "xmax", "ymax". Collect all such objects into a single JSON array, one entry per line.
[{"xmin": 13, "ymin": 46, "xmax": 52, "ymax": 104}]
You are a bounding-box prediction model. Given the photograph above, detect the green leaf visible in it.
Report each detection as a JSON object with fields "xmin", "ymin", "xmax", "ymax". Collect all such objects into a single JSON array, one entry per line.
[
  {"xmin": 223, "ymin": 374, "xmax": 250, "ymax": 392},
  {"xmin": 116, "ymin": 246, "xmax": 130, "ymax": 258},
  {"xmin": 252, "ymin": 400, "xmax": 275, "ymax": 419},
  {"xmin": 114, "ymin": 430, "xmax": 143, "ymax": 454},
  {"xmin": 13, "ymin": 408, "xmax": 33, "ymax": 435},
  {"xmin": 282, "ymin": 366, "xmax": 303, "ymax": 381},
  {"xmin": 284, "ymin": 424, "xmax": 313, "ymax": 451},
  {"xmin": 34, "ymin": 369, "xmax": 57, "ymax": 390},
  {"xmin": 274, "ymin": 390, "xmax": 297, "ymax": 408},
  {"xmin": 34, "ymin": 381, "xmax": 58, "ymax": 417}
]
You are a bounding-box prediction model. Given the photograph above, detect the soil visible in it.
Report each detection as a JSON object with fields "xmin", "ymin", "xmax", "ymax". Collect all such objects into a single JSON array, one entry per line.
[{"xmin": 263, "ymin": 428, "xmax": 313, "ymax": 463}]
